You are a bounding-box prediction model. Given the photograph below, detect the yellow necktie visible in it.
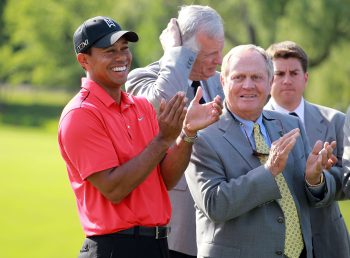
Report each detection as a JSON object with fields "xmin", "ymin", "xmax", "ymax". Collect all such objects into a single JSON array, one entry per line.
[{"xmin": 253, "ymin": 123, "xmax": 304, "ymax": 258}]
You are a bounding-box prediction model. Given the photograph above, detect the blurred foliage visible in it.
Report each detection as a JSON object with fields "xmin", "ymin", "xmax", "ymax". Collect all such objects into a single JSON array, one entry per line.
[{"xmin": 0, "ymin": 0, "xmax": 349, "ymax": 110}]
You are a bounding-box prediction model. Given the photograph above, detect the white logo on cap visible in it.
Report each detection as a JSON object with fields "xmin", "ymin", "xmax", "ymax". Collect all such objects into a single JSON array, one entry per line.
[
  {"xmin": 77, "ymin": 39, "xmax": 89, "ymax": 52},
  {"xmin": 103, "ymin": 18, "xmax": 116, "ymax": 28}
]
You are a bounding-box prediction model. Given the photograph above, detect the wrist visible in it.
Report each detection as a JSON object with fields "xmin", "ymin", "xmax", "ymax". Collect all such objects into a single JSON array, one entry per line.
[
  {"xmin": 306, "ymin": 172, "xmax": 324, "ymax": 187},
  {"xmin": 180, "ymin": 129, "xmax": 198, "ymax": 143},
  {"xmin": 182, "ymin": 126, "xmax": 197, "ymax": 137}
]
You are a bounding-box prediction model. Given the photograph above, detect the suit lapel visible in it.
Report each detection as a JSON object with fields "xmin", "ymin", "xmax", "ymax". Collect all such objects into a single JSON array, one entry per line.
[
  {"xmin": 263, "ymin": 111, "xmax": 297, "ymax": 183},
  {"xmin": 304, "ymin": 101, "xmax": 327, "ymax": 146},
  {"xmin": 262, "ymin": 111, "xmax": 284, "ymax": 142},
  {"xmin": 219, "ymin": 110, "xmax": 260, "ymax": 169}
]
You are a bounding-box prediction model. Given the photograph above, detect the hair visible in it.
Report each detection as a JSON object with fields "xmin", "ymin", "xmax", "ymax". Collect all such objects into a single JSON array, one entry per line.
[
  {"xmin": 177, "ymin": 5, "xmax": 224, "ymax": 45},
  {"xmin": 80, "ymin": 48, "xmax": 92, "ymax": 55},
  {"xmin": 221, "ymin": 44, "xmax": 274, "ymax": 82},
  {"xmin": 266, "ymin": 41, "xmax": 308, "ymax": 73}
]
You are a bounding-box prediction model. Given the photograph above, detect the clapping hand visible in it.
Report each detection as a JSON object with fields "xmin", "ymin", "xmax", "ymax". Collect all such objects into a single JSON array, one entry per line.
[
  {"xmin": 265, "ymin": 128, "xmax": 300, "ymax": 177},
  {"xmin": 183, "ymin": 87, "xmax": 223, "ymax": 136},
  {"xmin": 157, "ymin": 92, "xmax": 187, "ymax": 145},
  {"xmin": 305, "ymin": 140, "xmax": 336, "ymax": 185}
]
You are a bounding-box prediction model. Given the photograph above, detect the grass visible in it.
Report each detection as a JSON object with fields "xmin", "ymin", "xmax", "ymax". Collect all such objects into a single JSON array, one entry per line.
[
  {"xmin": 0, "ymin": 87, "xmax": 83, "ymax": 258},
  {"xmin": 340, "ymin": 201, "xmax": 350, "ymax": 225},
  {"xmin": 0, "ymin": 125, "xmax": 83, "ymax": 258}
]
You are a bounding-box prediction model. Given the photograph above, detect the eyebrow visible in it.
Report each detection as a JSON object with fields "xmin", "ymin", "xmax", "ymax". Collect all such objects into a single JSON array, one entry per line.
[{"xmin": 275, "ymin": 68, "xmax": 300, "ymax": 73}]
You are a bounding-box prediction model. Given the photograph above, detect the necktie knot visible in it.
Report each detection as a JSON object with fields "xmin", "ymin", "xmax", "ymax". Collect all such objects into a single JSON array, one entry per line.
[
  {"xmin": 289, "ymin": 112, "xmax": 298, "ymax": 117},
  {"xmin": 191, "ymin": 80, "xmax": 201, "ymax": 89},
  {"xmin": 252, "ymin": 123, "xmax": 270, "ymax": 163}
]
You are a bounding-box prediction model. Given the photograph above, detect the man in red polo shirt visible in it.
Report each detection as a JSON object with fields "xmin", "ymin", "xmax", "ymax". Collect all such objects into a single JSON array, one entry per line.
[{"xmin": 58, "ymin": 16, "xmax": 222, "ymax": 258}]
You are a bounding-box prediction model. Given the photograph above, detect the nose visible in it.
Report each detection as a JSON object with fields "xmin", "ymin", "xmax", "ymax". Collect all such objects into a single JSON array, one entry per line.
[
  {"xmin": 242, "ymin": 78, "xmax": 254, "ymax": 89},
  {"xmin": 114, "ymin": 49, "xmax": 131, "ymax": 62},
  {"xmin": 282, "ymin": 74, "xmax": 292, "ymax": 84}
]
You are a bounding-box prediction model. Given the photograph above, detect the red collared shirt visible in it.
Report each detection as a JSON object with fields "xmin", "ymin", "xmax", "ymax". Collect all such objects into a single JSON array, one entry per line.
[{"xmin": 58, "ymin": 78, "xmax": 171, "ymax": 236}]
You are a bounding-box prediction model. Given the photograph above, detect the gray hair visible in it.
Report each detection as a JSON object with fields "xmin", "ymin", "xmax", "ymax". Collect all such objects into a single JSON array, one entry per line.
[
  {"xmin": 177, "ymin": 5, "xmax": 224, "ymax": 50},
  {"xmin": 221, "ymin": 44, "xmax": 274, "ymax": 82}
]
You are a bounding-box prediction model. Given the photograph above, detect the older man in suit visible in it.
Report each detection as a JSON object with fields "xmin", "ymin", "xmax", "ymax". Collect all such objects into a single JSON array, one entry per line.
[
  {"xmin": 343, "ymin": 108, "xmax": 350, "ymax": 198},
  {"xmin": 126, "ymin": 5, "xmax": 225, "ymax": 258},
  {"xmin": 185, "ymin": 44, "xmax": 338, "ymax": 258},
  {"xmin": 264, "ymin": 41, "xmax": 350, "ymax": 258}
]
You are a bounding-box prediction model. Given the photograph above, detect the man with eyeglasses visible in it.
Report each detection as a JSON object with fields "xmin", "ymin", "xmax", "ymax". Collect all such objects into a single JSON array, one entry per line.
[{"xmin": 185, "ymin": 45, "xmax": 338, "ymax": 258}]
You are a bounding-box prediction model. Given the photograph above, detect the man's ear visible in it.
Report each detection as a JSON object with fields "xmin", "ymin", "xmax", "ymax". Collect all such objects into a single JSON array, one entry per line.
[
  {"xmin": 77, "ymin": 53, "xmax": 88, "ymax": 70},
  {"xmin": 267, "ymin": 76, "xmax": 274, "ymax": 93},
  {"xmin": 220, "ymin": 73, "xmax": 225, "ymax": 88},
  {"xmin": 304, "ymin": 72, "xmax": 309, "ymax": 86}
]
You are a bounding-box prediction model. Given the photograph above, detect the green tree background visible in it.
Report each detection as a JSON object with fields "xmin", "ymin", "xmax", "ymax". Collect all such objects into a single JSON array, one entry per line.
[{"xmin": 0, "ymin": 0, "xmax": 349, "ymax": 110}]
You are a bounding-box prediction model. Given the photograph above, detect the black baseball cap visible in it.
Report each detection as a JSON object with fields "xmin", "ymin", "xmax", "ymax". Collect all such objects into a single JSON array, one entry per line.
[{"xmin": 73, "ymin": 16, "xmax": 139, "ymax": 54}]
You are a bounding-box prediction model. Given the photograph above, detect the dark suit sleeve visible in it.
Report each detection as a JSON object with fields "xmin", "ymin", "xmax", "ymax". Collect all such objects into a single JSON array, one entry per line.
[
  {"xmin": 343, "ymin": 108, "xmax": 350, "ymax": 198},
  {"xmin": 330, "ymin": 112, "xmax": 347, "ymax": 200}
]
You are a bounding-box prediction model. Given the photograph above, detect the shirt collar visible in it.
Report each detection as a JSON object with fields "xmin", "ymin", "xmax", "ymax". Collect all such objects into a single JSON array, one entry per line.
[
  {"xmin": 81, "ymin": 78, "xmax": 135, "ymax": 108},
  {"xmin": 233, "ymin": 113, "xmax": 269, "ymax": 142},
  {"xmin": 270, "ymin": 97, "xmax": 305, "ymax": 124},
  {"xmin": 188, "ymin": 79, "xmax": 201, "ymax": 86}
]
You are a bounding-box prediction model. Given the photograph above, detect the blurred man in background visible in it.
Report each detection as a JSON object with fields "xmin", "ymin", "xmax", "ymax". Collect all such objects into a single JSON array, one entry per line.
[
  {"xmin": 265, "ymin": 40, "xmax": 350, "ymax": 258},
  {"xmin": 342, "ymin": 107, "xmax": 350, "ymax": 198}
]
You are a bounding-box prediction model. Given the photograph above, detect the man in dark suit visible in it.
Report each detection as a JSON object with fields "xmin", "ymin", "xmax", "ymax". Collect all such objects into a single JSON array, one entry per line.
[
  {"xmin": 186, "ymin": 44, "xmax": 337, "ymax": 258},
  {"xmin": 126, "ymin": 5, "xmax": 224, "ymax": 258},
  {"xmin": 343, "ymin": 107, "xmax": 350, "ymax": 198},
  {"xmin": 264, "ymin": 41, "xmax": 350, "ymax": 258}
]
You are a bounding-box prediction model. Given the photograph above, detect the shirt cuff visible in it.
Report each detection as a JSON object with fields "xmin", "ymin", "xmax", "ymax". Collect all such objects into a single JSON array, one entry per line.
[{"xmin": 306, "ymin": 172, "xmax": 325, "ymax": 196}]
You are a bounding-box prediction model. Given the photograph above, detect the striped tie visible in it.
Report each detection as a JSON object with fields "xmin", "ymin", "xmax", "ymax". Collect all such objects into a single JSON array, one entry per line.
[{"xmin": 253, "ymin": 123, "xmax": 304, "ymax": 258}]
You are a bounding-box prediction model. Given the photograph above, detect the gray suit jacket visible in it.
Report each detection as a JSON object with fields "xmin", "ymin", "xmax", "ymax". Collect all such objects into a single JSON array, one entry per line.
[
  {"xmin": 126, "ymin": 47, "xmax": 224, "ymax": 256},
  {"xmin": 265, "ymin": 100, "xmax": 350, "ymax": 258},
  {"xmin": 185, "ymin": 109, "xmax": 336, "ymax": 258},
  {"xmin": 343, "ymin": 107, "xmax": 350, "ymax": 198}
]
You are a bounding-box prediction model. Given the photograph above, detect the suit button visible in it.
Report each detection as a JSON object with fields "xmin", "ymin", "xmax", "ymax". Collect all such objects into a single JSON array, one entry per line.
[
  {"xmin": 277, "ymin": 217, "xmax": 284, "ymax": 223},
  {"xmin": 275, "ymin": 250, "xmax": 283, "ymax": 255}
]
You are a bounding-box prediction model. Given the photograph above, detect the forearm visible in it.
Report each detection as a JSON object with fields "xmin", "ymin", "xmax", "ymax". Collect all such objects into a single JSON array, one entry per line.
[
  {"xmin": 88, "ymin": 135, "xmax": 171, "ymax": 203},
  {"xmin": 126, "ymin": 47, "xmax": 196, "ymax": 111},
  {"xmin": 327, "ymin": 166, "xmax": 348, "ymax": 200},
  {"xmin": 306, "ymin": 171, "xmax": 336, "ymax": 207},
  {"xmin": 126, "ymin": 67, "xmax": 164, "ymax": 111},
  {"xmin": 160, "ymin": 134, "xmax": 193, "ymax": 189}
]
